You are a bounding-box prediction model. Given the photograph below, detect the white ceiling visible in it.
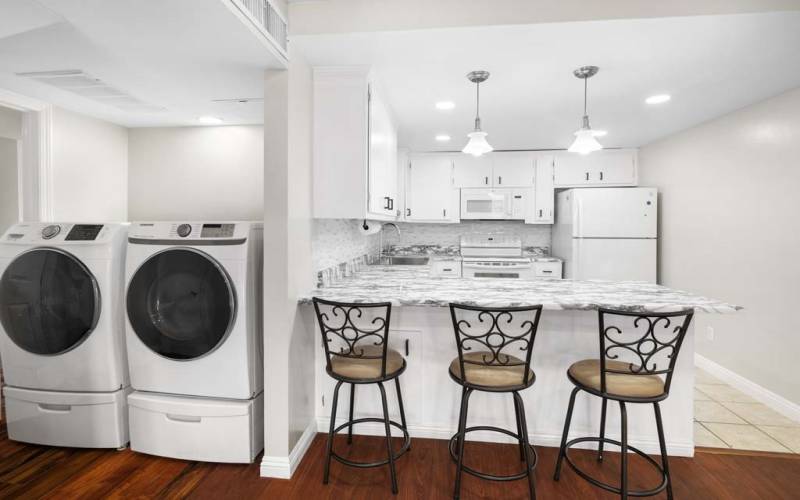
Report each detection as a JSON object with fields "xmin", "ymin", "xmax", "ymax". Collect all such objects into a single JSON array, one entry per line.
[
  {"xmin": 0, "ymin": 0, "xmax": 284, "ymax": 127},
  {"xmin": 293, "ymin": 12, "xmax": 800, "ymax": 151}
]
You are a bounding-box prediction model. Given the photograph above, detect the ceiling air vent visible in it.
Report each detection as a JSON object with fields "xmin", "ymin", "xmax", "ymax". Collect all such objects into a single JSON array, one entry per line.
[
  {"xmin": 15, "ymin": 70, "xmax": 166, "ymax": 113},
  {"xmin": 231, "ymin": 0, "xmax": 288, "ymax": 58}
]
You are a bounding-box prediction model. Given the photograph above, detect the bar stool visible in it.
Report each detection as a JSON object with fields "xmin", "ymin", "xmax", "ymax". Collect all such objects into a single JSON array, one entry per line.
[
  {"xmin": 553, "ymin": 308, "xmax": 695, "ymax": 500},
  {"xmin": 312, "ymin": 297, "xmax": 411, "ymax": 495},
  {"xmin": 448, "ymin": 303, "xmax": 543, "ymax": 500}
]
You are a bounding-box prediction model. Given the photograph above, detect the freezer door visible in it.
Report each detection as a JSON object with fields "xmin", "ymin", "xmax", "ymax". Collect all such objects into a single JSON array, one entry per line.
[
  {"xmin": 573, "ymin": 238, "xmax": 657, "ymax": 282},
  {"xmin": 573, "ymin": 188, "xmax": 657, "ymax": 238}
]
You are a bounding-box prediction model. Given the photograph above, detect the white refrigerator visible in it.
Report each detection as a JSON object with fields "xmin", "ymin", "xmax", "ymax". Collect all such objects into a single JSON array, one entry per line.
[{"xmin": 552, "ymin": 187, "xmax": 657, "ymax": 282}]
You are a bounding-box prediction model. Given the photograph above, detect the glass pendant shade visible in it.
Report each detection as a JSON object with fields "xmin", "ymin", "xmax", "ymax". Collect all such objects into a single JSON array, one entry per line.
[
  {"xmin": 462, "ymin": 130, "xmax": 493, "ymax": 157},
  {"xmin": 568, "ymin": 127, "xmax": 603, "ymax": 155}
]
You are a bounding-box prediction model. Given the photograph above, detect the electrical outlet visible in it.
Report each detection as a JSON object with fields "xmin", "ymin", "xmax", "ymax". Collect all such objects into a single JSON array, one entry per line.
[{"xmin": 706, "ymin": 326, "xmax": 715, "ymax": 341}]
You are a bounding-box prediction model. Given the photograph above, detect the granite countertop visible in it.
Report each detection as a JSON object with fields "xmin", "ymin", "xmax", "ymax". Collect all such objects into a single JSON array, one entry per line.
[{"xmin": 300, "ymin": 265, "xmax": 741, "ymax": 313}]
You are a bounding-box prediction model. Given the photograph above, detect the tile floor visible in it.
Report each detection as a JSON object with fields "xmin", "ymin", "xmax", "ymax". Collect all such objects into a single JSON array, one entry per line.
[{"xmin": 694, "ymin": 368, "xmax": 800, "ymax": 453}]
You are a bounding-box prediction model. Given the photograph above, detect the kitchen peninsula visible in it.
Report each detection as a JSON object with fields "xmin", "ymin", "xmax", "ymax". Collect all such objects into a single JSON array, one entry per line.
[{"xmin": 299, "ymin": 265, "xmax": 740, "ymax": 457}]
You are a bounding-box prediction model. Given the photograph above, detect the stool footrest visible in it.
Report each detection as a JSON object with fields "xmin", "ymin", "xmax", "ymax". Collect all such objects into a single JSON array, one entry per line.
[
  {"xmin": 330, "ymin": 417, "xmax": 411, "ymax": 468},
  {"xmin": 563, "ymin": 436, "xmax": 668, "ymax": 497},
  {"xmin": 449, "ymin": 425, "xmax": 538, "ymax": 482}
]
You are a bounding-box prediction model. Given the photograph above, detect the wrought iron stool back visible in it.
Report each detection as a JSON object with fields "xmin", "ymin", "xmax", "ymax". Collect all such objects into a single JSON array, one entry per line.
[
  {"xmin": 449, "ymin": 303, "xmax": 543, "ymax": 389},
  {"xmin": 598, "ymin": 308, "xmax": 694, "ymax": 397},
  {"xmin": 313, "ymin": 297, "xmax": 393, "ymax": 380}
]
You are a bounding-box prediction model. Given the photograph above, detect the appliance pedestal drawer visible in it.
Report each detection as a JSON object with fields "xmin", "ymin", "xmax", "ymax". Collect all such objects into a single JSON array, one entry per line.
[
  {"xmin": 128, "ymin": 391, "xmax": 264, "ymax": 463},
  {"xmin": 3, "ymin": 386, "xmax": 130, "ymax": 448}
]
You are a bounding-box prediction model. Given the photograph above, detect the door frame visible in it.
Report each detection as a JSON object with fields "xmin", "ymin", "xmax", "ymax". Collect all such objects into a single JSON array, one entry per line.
[{"xmin": 0, "ymin": 88, "xmax": 53, "ymax": 222}]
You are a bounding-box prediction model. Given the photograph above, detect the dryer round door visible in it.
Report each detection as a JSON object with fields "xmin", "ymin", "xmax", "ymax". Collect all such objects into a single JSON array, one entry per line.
[
  {"xmin": 126, "ymin": 248, "xmax": 236, "ymax": 361},
  {"xmin": 0, "ymin": 248, "xmax": 101, "ymax": 355}
]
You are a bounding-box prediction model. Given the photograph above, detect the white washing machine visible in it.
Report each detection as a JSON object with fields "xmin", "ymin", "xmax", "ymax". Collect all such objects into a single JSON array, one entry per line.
[
  {"xmin": 0, "ymin": 223, "xmax": 130, "ymax": 448},
  {"xmin": 124, "ymin": 221, "xmax": 263, "ymax": 463}
]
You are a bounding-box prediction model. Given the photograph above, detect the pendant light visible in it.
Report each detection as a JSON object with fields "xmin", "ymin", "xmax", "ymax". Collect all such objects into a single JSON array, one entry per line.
[
  {"xmin": 462, "ymin": 70, "xmax": 493, "ymax": 157},
  {"xmin": 568, "ymin": 65, "xmax": 603, "ymax": 155}
]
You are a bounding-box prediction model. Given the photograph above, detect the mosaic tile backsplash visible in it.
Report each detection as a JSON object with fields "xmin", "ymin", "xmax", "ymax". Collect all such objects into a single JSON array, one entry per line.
[{"xmin": 383, "ymin": 221, "xmax": 551, "ymax": 248}]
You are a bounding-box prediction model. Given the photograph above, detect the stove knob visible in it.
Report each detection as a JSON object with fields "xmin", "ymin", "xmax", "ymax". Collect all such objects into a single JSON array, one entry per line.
[
  {"xmin": 41, "ymin": 225, "xmax": 61, "ymax": 240},
  {"xmin": 177, "ymin": 224, "xmax": 192, "ymax": 237}
]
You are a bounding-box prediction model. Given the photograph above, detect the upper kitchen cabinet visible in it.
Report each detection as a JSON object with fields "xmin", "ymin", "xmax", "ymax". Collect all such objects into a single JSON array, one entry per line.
[
  {"xmin": 453, "ymin": 152, "xmax": 535, "ymax": 188},
  {"xmin": 405, "ymin": 154, "xmax": 459, "ymax": 223},
  {"xmin": 552, "ymin": 149, "xmax": 638, "ymax": 187},
  {"xmin": 531, "ymin": 155, "xmax": 555, "ymax": 224},
  {"xmin": 313, "ymin": 67, "xmax": 399, "ymax": 220}
]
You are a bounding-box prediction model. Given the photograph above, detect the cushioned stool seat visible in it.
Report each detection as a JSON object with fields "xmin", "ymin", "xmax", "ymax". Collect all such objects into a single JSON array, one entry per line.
[
  {"xmin": 449, "ymin": 352, "xmax": 536, "ymax": 389},
  {"xmin": 330, "ymin": 346, "xmax": 405, "ymax": 380},
  {"xmin": 568, "ymin": 359, "xmax": 665, "ymax": 399}
]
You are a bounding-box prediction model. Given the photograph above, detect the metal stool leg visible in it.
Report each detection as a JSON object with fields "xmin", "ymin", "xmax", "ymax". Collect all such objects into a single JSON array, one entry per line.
[
  {"xmin": 654, "ymin": 402, "xmax": 673, "ymax": 500},
  {"xmin": 619, "ymin": 401, "xmax": 628, "ymax": 500},
  {"xmin": 453, "ymin": 387, "xmax": 474, "ymax": 500},
  {"xmin": 378, "ymin": 381, "xmax": 398, "ymax": 494},
  {"xmin": 395, "ymin": 377, "xmax": 409, "ymax": 450},
  {"xmin": 347, "ymin": 383, "xmax": 356, "ymax": 444},
  {"xmin": 554, "ymin": 387, "xmax": 580, "ymax": 481},
  {"xmin": 513, "ymin": 394, "xmax": 525, "ymax": 461},
  {"xmin": 513, "ymin": 391, "xmax": 537, "ymax": 500},
  {"xmin": 598, "ymin": 397, "xmax": 608, "ymax": 462},
  {"xmin": 324, "ymin": 380, "xmax": 344, "ymax": 485}
]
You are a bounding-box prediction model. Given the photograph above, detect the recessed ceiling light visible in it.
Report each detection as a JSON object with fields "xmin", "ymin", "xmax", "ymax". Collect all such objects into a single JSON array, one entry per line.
[
  {"xmin": 645, "ymin": 94, "xmax": 671, "ymax": 105},
  {"xmin": 435, "ymin": 134, "xmax": 451, "ymax": 142},
  {"xmin": 198, "ymin": 116, "xmax": 224, "ymax": 125},
  {"xmin": 435, "ymin": 101, "xmax": 455, "ymax": 110},
  {"xmin": 591, "ymin": 130, "xmax": 607, "ymax": 137}
]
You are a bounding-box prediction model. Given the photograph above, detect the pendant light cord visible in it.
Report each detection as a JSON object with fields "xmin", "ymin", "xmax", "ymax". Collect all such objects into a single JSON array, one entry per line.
[
  {"xmin": 583, "ymin": 76, "xmax": 588, "ymax": 117},
  {"xmin": 474, "ymin": 81, "xmax": 482, "ymax": 131}
]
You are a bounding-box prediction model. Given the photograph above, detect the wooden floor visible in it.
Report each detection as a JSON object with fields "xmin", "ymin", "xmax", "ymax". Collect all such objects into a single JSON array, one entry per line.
[{"xmin": 1, "ymin": 423, "xmax": 799, "ymax": 499}]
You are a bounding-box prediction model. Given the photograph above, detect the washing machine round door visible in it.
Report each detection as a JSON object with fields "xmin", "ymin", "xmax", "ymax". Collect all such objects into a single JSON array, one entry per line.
[
  {"xmin": 0, "ymin": 248, "xmax": 100, "ymax": 355},
  {"xmin": 126, "ymin": 248, "xmax": 236, "ymax": 360}
]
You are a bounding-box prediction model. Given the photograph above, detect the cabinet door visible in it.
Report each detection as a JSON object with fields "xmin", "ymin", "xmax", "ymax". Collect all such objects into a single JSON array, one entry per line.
[
  {"xmin": 367, "ymin": 86, "xmax": 396, "ymax": 216},
  {"xmin": 453, "ymin": 155, "xmax": 492, "ymax": 188},
  {"xmin": 553, "ymin": 153, "xmax": 594, "ymax": 186},
  {"xmin": 533, "ymin": 155, "xmax": 554, "ymax": 223},
  {"xmin": 592, "ymin": 150, "xmax": 637, "ymax": 184},
  {"xmin": 492, "ymin": 152, "xmax": 535, "ymax": 187},
  {"xmin": 407, "ymin": 155, "xmax": 453, "ymax": 221},
  {"xmin": 553, "ymin": 150, "xmax": 637, "ymax": 187}
]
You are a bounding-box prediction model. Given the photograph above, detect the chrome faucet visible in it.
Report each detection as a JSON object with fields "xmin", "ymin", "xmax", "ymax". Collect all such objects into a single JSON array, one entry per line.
[{"xmin": 379, "ymin": 222, "xmax": 401, "ymax": 262}]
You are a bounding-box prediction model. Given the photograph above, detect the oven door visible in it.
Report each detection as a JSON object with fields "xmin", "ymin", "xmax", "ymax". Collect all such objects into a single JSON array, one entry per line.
[
  {"xmin": 460, "ymin": 189, "xmax": 510, "ymax": 220},
  {"xmin": 463, "ymin": 261, "xmax": 535, "ymax": 279}
]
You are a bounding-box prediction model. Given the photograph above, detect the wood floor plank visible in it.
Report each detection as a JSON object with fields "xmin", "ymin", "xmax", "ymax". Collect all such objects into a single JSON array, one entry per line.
[{"xmin": 0, "ymin": 424, "xmax": 798, "ymax": 500}]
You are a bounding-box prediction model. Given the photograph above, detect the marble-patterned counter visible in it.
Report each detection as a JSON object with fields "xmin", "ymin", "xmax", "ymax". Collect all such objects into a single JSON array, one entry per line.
[{"xmin": 300, "ymin": 265, "xmax": 740, "ymax": 313}]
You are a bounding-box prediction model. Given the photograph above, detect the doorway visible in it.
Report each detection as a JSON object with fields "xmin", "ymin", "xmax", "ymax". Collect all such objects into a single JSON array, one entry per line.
[{"xmin": 0, "ymin": 105, "xmax": 23, "ymax": 236}]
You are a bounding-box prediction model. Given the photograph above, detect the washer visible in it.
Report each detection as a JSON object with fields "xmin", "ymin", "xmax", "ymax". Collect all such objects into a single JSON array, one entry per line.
[
  {"xmin": 124, "ymin": 222, "xmax": 263, "ymax": 463},
  {"xmin": 0, "ymin": 223, "xmax": 130, "ymax": 449}
]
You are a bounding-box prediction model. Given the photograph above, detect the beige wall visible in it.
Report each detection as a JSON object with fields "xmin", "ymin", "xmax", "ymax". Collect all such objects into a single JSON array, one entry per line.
[
  {"xmin": 289, "ymin": 0, "xmax": 800, "ymax": 35},
  {"xmin": 128, "ymin": 126, "xmax": 264, "ymax": 221},
  {"xmin": 639, "ymin": 87, "xmax": 800, "ymax": 405},
  {"xmin": 51, "ymin": 107, "xmax": 128, "ymax": 222}
]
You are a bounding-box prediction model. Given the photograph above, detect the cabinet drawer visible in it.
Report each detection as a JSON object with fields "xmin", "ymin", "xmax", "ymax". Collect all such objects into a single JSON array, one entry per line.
[
  {"xmin": 430, "ymin": 260, "xmax": 462, "ymax": 277},
  {"xmin": 534, "ymin": 262, "xmax": 562, "ymax": 278}
]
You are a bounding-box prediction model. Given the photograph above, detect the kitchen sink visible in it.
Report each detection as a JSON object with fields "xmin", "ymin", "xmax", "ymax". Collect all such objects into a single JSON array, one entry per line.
[{"xmin": 382, "ymin": 256, "xmax": 430, "ymax": 265}]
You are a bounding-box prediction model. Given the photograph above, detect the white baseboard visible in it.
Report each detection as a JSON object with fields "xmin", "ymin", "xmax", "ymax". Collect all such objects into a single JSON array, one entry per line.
[
  {"xmin": 316, "ymin": 417, "xmax": 694, "ymax": 458},
  {"xmin": 695, "ymin": 353, "xmax": 800, "ymax": 423},
  {"xmin": 260, "ymin": 420, "xmax": 317, "ymax": 479}
]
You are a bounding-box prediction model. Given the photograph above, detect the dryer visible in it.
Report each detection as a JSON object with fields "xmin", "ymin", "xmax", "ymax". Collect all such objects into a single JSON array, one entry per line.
[
  {"xmin": 0, "ymin": 223, "xmax": 130, "ymax": 449},
  {"xmin": 124, "ymin": 222, "xmax": 263, "ymax": 463}
]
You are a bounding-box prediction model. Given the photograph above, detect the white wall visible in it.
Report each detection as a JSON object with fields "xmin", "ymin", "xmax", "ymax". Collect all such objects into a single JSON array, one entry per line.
[
  {"xmin": 128, "ymin": 126, "xmax": 263, "ymax": 221},
  {"xmin": 0, "ymin": 106, "xmax": 22, "ymax": 140},
  {"xmin": 51, "ymin": 107, "xmax": 128, "ymax": 222},
  {"xmin": 0, "ymin": 137, "xmax": 18, "ymax": 235},
  {"xmin": 639, "ymin": 87, "xmax": 800, "ymax": 405}
]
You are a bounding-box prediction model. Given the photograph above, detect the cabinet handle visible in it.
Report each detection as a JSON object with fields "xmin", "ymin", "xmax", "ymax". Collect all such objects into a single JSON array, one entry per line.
[
  {"xmin": 585, "ymin": 172, "xmax": 589, "ymax": 181},
  {"xmin": 443, "ymin": 208, "xmax": 447, "ymax": 218},
  {"xmin": 406, "ymin": 208, "xmax": 411, "ymax": 217},
  {"xmin": 442, "ymin": 268, "xmax": 453, "ymax": 272},
  {"xmin": 384, "ymin": 196, "xmax": 390, "ymax": 210},
  {"xmin": 484, "ymin": 176, "xmax": 488, "ymax": 185},
  {"xmin": 389, "ymin": 198, "xmax": 394, "ymax": 210},
  {"xmin": 498, "ymin": 176, "xmax": 502, "ymax": 185},
  {"xmin": 405, "ymin": 338, "xmax": 410, "ymax": 356},
  {"xmin": 539, "ymin": 209, "xmax": 543, "ymax": 218},
  {"xmin": 600, "ymin": 171, "xmax": 604, "ymax": 181},
  {"xmin": 542, "ymin": 270, "xmax": 553, "ymax": 274}
]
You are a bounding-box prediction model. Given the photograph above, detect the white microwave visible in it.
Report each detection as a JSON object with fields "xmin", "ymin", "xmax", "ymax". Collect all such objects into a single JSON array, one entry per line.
[{"xmin": 460, "ymin": 188, "xmax": 530, "ymax": 220}]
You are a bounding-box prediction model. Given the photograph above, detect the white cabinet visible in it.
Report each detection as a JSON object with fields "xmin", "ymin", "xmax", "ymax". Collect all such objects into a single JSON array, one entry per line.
[
  {"xmin": 453, "ymin": 155, "xmax": 492, "ymax": 188},
  {"xmin": 492, "ymin": 152, "xmax": 535, "ymax": 187},
  {"xmin": 406, "ymin": 154, "xmax": 459, "ymax": 223},
  {"xmin": 313, "ymin": 67, "xmax": 398, "ymax": 220},
  {"xmin": 453, "ymin": 152, "xmax": 534, "ymax": 188},
  {"xmin": 553, "ymin": 149, "xmax": 638, "ymax": 187},
  {"xmin": 533, "ymin": 261, "xmax": 562, "ymax": 278},
  {"xmin": 531, "ymin": 155, "xmax": 554, "ymax": 224}
]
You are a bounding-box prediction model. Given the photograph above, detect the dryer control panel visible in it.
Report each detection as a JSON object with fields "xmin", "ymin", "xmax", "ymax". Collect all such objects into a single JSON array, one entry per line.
[
  {"xmin": 127, "ymin": 222, "xmax": 256, "ymax": 244},
  {"xmin": 1, "ymin": 223, "xmax": 120, "ymax": 244}
]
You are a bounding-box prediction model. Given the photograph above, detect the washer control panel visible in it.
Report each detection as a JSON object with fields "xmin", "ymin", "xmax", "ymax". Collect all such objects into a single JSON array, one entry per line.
[
  {"xmin": 41, "ymin": 225, "xmax": 61, "ymax": 240},
  {"xmin": 65, "ymin": 224, "xmax": 104, "ymax": 241},
  {"xmin": 176, "ymin": 224, "xmax": 192, "ymax": 237}
]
